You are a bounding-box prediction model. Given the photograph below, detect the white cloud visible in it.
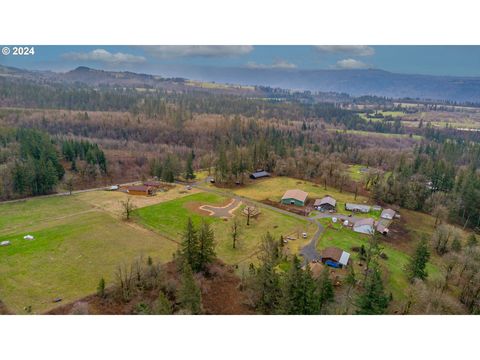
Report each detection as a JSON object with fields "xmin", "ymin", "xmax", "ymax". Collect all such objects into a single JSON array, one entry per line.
[
  {"xmin": 63, "ymin": 49, "xmax": 146, "ymax": 63},
  {"xmin": 144, "ymin": 45, "xmax": 254, "ymax": 58},
  {"xmin": 335, "ymin": 58, "xmax": 369, "ymax": 69},
  {"xmin": 315, "ymin": 45, "xmax": 375, "ymax": 56},
  {"xmin": 246, "ymin": 60, "xmax": 297, "ymax": 69}
]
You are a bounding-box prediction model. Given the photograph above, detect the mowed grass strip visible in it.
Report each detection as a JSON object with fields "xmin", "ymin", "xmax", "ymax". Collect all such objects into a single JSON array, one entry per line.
[
  {"xmin": 133, "ymin": 192, "xmax": 315, "ymax": 266},
  {"xmin": 0, "ymin": 195, "xmax": 178, "ymax": 314}
]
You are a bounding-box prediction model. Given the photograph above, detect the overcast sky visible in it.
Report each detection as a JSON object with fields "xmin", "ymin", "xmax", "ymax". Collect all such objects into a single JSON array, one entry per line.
[{"xmin": 1, "ymin": 45, "xmax": 480, "ymax": 77}]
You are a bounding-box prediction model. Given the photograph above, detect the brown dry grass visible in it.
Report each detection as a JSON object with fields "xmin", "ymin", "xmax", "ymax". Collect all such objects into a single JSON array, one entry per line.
[{"xmin": 76, "ymin": 185, "xmax": 201, "ymax": 217}]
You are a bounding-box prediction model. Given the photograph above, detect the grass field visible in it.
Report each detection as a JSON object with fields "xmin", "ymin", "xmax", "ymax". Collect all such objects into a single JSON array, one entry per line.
[
  {"xmin": 133, "ymin": 191, "xmax": 315, "ymax": 266},
  {"xmin": 359, "ymin": 111, "xmax": 406, "ymax": 122},
  {"xmin": 317, "ymin": 218, "xmax": 441, "ymax": 302},
  {"xmin": 329, "ymin": 129, "xmax": 423, "ymax": 140},
  {"xmin": 232, "ymin": 177, "xmax": 370, "ymax": 205},
  {"xmin": 231, "ymin": 176, "xmax": 382, "ymax": 220},
  {"xmin": 399, "ymin": 111, "xmax": 480, "ymax": 130},
  {"xmin": 0, "ymin": 194, "xmax": 178, "ymax": 314},
  {"xmin": 77, "ymin": 184, "xmax": 199, "ymax": 215},
  {"xmin": 186, "ymin": 80, "xmax": 255, "ymax": 91},
  {"xmin": 347, "ymin": 164, "xmax": 368, "ymax": 181}
]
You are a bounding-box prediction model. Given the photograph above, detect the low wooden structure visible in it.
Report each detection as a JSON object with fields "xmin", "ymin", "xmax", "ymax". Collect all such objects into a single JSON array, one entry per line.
[
  {"xmin": 314, "ymin": 196, "xmax": 337, "ymax": 211},
  {"xmin": 126, "ymin": 185, "xmax": 155, "ymax": 196},
  {"xmin": 321, "ymin": 247, "xmax": 350, "ymax": 268},
  {"xmin": 250, "ymin": 170, "xmax": 271, "ymax": 179}
]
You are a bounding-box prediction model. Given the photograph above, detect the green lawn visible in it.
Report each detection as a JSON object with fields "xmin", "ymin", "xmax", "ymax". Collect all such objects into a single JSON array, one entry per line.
[
  {"xmin": 347, "ymin": 164, "xmax": 367, "ymax": 181},
  {"xmin": 359, "ymin": 111, "xmax": 406, "ymax": 121},
  {"xmin": 0, "ymin": 196, "xmax": 91, "ymax": 234},
  {"xmin": 0, "ymin": 195, "xmax": 178, "ymax": 314},
  {"xmin": 233, "ymin": 176, "xmax": 370, "ymax": 204},
  {"xmin": 231, "ymin": 176, "xmax": 382, "ymax": 219},
  {"xmin": 133, "ymin": 191, "xmax": 315, "ymax": 266},
  {"xmin": 317, "ymin": 218, "xmax": 440, "ymax": 302},
  {"xmin": 328, "ymin": 128, "xmax": 423, "ymax": 140}
]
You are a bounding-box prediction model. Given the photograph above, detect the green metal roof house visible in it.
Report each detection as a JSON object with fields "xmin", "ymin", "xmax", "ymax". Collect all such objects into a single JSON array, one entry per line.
[{"xmin": 281, "ymin": 189, "xmax": 308, "ymax": 206}]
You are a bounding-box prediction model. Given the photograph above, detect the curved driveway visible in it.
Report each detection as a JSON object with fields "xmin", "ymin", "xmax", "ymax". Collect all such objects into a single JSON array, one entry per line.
[{"xmin": 187, "ymin": 179, "xmax": 329, "ymax": 265}]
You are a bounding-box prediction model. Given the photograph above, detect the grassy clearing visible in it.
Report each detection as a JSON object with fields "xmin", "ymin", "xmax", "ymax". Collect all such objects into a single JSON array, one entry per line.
[
  {"xmin": 76, "ymin": 185, "xmax": 199, "ymax": 215},
  {"xmin": 1, "ymin": 215, "xmax": 177, "ymax": 314},
  {"xmin": 331, "ymin": 129, "xmax": 423, "ymax": 140},
  {"xmin": 233, "ymin": 177, "xmax": 369, "ymax": 204},
  {"xmin": 186, "ymin": 80, "xmax": 254, "ymax": 91},
  {"xmin": 317, "ymin": 218, "xmax": 440, "ymax": 301},
  {"xmin": 0, "ymin": 196, "xmax": 91, "ymax": 234},
  {"xmin": 0, "ymin": 198, "xmax": 177, "ymax": 313},
  {"xmin": 193, "ymin": 169, "xmax": 214, "ymax": 182},
  {"xmin": 133, "ymin": 191, "xmax": 315, "ymax": 267},
  {"xmin": 232, "ymin": 176, "xmax": 381, "ymax": 219},
  {"xmin": 358, "ymin": 111, "xmax": 406, "ymax": 122},
  {"xmin": 347, "ymin": 164, "xmax": 367, "ymax": 181}
]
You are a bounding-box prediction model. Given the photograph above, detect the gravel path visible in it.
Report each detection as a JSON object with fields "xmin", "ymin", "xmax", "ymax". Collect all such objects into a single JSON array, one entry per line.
[{"xmin": 200, "ymin": 198, "xmax": 242, "ymax": 218}]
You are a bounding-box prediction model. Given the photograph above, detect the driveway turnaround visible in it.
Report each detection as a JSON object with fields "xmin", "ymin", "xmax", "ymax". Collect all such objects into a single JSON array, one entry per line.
[{"xmin": 200, "ymin": 198, "xmax": 242, "ymax": 219}]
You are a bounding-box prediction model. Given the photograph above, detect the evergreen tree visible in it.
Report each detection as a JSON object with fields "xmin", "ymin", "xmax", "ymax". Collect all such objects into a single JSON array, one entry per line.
[
  {"xmin": 279, "ymin": 256, "xmax": 319, "ymax": 315},
  {"xmin": 97, "ymin": 277, "xmax": 106, "ymax": 298},
  {"xmin": 180, "ymin": 218, "xmax": 199, "ymax": 271},
  {"xmin": 161, "ymin": 156, "xmax": 176, "ymax": 183},
  {"xmin": 254, "ymin": 232, "xmax": 282, "ymax": 314},
  {"xmin": 451, "ymin": 237, "xmax": 462, "ymax": 253},
  {"xmin": 153, "ymin": 292, "xmax": 173, "ymax": 315},
  {"xmin": 317, "ymin": 267, "xmax": 334, "ymax": 313},
  {"xmin": 356, "ymin": 262, "xmax": 389, "ymax": 315},
  {"xmin": 185, "ymin": 151, "xmax": 195, "ymax": 180},
  {"xmin": 405, "ymin": 237, "xmax": 430, "ymax": 281},
  {"xmin": 467, "ymin": 234, "xmax": 478, "ymax": 248},
  {"xmin": 197, "ymin": 221, "xmax": 216, "ymax": 271},
  {"xmin": 344, "ymin": 265, "xmax": 357, "ymax": 314},
  {"xmin": 178, "ymin": 263, "xmax": 202, "ymax": 315}
]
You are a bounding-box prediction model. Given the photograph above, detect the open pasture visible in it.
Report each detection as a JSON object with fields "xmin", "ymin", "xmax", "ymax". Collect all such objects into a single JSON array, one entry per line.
[{"xmin": 133, "ymin": 191, "xmax": 315, "ymax": 266}]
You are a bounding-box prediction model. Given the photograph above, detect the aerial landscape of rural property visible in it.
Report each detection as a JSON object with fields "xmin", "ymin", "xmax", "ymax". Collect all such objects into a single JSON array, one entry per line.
[{"xmin": 1, "ymin": 45, "xmax": 480, "ymax": 315}]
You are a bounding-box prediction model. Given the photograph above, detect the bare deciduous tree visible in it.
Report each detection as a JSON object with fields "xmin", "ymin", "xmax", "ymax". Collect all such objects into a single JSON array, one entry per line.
[
  {"xmin": 121, "ymin": 198, "xmax": 136, "ymax": 220},
  {"xmin": 231, "ymin": 218, "xmax": 241, "ymax": 249}
]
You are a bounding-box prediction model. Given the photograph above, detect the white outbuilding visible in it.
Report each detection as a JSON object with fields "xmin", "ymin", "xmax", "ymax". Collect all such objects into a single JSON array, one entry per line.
[
  {"xmin": 381, "ymin": 209, "xmax": 396, "ymax": 220},
  {"xmin": 352, "ymin": 218, "xmax": 375, "ymax": 234}
]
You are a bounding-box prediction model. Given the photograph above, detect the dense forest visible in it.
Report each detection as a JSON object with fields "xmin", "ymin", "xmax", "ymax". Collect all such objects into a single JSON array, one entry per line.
[
  {"xmin": 0, "ymin": 74, "xmax": 479, "ymax": 232},
  {"xmin": 0, "ymin": 127, "xmax": 106, "ymax": 199}
]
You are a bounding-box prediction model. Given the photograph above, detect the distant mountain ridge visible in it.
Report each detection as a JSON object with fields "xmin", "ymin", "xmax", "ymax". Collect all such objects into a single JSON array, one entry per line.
[
  {"xmin": 1, "ymin": 64, "xmax": 479, "ymax": 103},
  {"xmin": 163, "ymin": 66, "xmax": 480, "ymax": 103}
]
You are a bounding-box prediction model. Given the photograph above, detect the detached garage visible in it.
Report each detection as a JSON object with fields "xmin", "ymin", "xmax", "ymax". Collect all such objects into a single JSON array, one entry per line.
[{"xmin": 321, "ymin": 247, "xmax": 350, "ymax": 268}]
